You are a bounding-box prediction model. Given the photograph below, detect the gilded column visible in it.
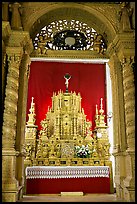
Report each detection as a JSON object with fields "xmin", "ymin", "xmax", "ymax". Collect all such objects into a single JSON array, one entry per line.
[
  {"xmin": 2, "ymin": 48, "xmax": 22, "ymax": 202},
  {"xmin": 120, "ymin": 56, "xmax": 135, "ymax": 202},
  {"xmin": 108, "ymin": 31, "xmax": 135, "ymax": 201},
  {"xmin": 120, "ymin": 57, "xmax": 135, "ymax": 152},
  {"xmin": 2, "ymin": 41, "xmax": 7, "ymax": 104}
]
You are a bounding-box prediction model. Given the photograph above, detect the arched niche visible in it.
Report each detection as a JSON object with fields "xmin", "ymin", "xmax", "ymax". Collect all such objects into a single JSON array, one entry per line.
[{"xmin": 22, "ymin": 2, "xmax": 118, "ymax": 46}]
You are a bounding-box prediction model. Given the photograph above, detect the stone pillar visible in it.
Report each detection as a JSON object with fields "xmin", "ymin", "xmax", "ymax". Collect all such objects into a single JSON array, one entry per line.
[
  {"xmin": 108, "ymin": 54, "xmax": 127, "ymax": 153},
  {"xmin": 120, "ymin": 56, "xmax": 135, "ymax": 202},
  {"xmin": 2, "ymin": 21, "xmax": 11, "ymax": 105},
  {"xmin": 2, "ymin": 41, "xmax": 7, "ymax": 104},
  {"xmin": 107, "ymin": 32, "xmax": 135, "ymax": 202},
  {"xmin": 15, "ymin": 53, "xmax": 31, "ymax": 199},
  {"xmin": 120, "ymin": 57, "xmax": 135, "ymax": 152},
  {"xmin": 108, "ymin": 53, "xmax": 127, "ymax": 201},
  {"xmin": 9, "ymin": 2, "xmax": 22, "ymax": 30},
  {"xmin": 2, "ymin": 48, "xmax": 22, "ymax": 202}
]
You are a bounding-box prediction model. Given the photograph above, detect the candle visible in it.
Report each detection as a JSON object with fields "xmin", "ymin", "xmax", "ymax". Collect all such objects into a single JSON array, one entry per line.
[
  {"xmin": 96, "ymin": 104, "xmax": 98, "ymax": 115},
  {"xmin": 100, "ymin": 98, "xmax": 103, "ymax": 110},
  {"xmin": 31, "ymin": 97, "xmax": 34, "ymax": 109}
]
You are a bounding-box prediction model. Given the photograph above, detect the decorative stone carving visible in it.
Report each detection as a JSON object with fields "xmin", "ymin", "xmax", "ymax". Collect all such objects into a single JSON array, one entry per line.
[
  {"xmin": 93, "ymin": 34, "xmax": 106, "ymax": 54},
  {"xmin": 120, "ymin": 56, "xmax": 135, "ymax": 151},
  {"xmin": 2, "ymin": 53, "xmax": 22, "ymax": 149},
  {"xmin": 33, "ymin": 19, "xmax": 107, "ymax": 54}
]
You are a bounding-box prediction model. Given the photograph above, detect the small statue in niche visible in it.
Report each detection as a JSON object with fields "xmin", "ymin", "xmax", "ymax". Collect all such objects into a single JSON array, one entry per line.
[
  {"xmin": 118, "ymin": 2, "xmax": 133, "ymax": 32},
  {"xmin": 93, "ymin": 34, "xmax": 104, "ymax": 54}
]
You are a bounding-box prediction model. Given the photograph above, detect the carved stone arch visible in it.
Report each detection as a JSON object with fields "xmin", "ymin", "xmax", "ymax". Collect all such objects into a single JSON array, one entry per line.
[{"xmin": 22, "ymin": 2, "xmax": 117, "ymax": 46}]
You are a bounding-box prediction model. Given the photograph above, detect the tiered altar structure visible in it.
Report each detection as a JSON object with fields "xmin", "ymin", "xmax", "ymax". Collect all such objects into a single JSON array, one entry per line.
[
  {"xmin": 25, "ymin": 84, "xmax": 111, "ymax": 167},
  {"xmin": 24, "ymin": 74, "xmax": 114, "ymax": 192}
]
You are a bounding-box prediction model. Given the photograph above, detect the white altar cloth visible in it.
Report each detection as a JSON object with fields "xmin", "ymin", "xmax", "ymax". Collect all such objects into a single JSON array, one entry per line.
[{"xmin": 26, "ymin": 166, "xmax": 109, "ymax": 179}]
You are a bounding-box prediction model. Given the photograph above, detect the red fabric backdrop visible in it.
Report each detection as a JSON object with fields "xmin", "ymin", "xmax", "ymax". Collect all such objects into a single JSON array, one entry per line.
[
  {"xmin": 26, "ymin": 177, "xmax": 110, "ymax": 194},
  {"xmin": 27, "ymin": 61, "xmax": 107, "ymax": 130}
]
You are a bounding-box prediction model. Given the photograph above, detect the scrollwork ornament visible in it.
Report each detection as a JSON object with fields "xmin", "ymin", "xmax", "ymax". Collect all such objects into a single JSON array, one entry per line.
[
  {"xmin": 121, "ymin": 56, "xmax": 135, "ymax": 68},
  {"xmin": 7, "ymin": 54, "xmax": 21, "ymax": 66}
]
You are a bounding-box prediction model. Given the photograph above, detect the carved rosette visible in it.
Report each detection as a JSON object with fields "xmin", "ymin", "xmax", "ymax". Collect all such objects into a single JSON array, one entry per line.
[
  {"xmin": 2, "ymin": 53, "xmax": 21, "ymax": 149},
  {"xmin": 120, "ymin": 56, "xmax": 135, "ymax": 150}
]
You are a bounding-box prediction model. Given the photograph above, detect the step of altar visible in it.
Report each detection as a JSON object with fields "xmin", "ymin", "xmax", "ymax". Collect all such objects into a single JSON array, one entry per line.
[{"xmin": 61, "ymin": 192, "xmax": 84, "ymax": 196}]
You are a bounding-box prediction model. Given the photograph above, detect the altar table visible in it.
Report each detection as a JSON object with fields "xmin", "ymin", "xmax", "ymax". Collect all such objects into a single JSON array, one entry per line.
[{"xmin": 26, "ymin": 166, "xmax": 110, "ymax": 194}]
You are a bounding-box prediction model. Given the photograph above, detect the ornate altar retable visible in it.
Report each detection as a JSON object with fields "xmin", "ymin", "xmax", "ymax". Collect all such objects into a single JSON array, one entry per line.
[{"xmin": 24, "ymin": 74, "xmax": 114, "ymax": 194}]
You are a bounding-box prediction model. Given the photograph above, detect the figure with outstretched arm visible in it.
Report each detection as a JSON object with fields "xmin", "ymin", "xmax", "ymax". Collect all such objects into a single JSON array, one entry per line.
[{"xmin": 64, "ymin": 73, "xmax": 71, "ymax": 92}]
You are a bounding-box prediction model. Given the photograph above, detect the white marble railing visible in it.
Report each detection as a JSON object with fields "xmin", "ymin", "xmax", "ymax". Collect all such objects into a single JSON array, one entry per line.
[{"xmin": 26, "ymin": 166, "xmax": 110, "ymax": 179}]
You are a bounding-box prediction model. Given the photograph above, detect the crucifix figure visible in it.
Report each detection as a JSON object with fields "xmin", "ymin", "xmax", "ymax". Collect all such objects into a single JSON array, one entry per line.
[{"xmin": 64, "ymin": 73, "xmax": 71, "ymax": 92}]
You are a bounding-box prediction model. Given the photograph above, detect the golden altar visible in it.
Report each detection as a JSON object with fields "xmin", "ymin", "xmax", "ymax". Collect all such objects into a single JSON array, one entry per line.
[{"xmin": 24, "ymin": 79, "xmax": 114, "ymax": 193}]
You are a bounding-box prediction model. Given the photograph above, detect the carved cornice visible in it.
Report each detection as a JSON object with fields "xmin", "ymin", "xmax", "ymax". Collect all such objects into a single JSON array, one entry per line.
[
  {"xmin": 2, "ymin": 149, "xmax": 19, "ymax": 156},
  {"xmin": 31, "ymin": 49, "xmax": 109, "ymax": 59},
  {"xmin": 7, "ymin": 31, "xmax": 33, "ymax": 55},
  {"xmin": 107, "ymin": 32, "xmax": 135, "ymax": 60}
]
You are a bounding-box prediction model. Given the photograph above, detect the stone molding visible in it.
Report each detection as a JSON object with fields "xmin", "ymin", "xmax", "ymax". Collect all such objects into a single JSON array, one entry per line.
[
  {"xmin": 107, "ymin": 32, "xmax": 135, "ymax": 59},
  {"xmin": 31, "ymin": 49, "xmax": 109, "ymax": 59}
]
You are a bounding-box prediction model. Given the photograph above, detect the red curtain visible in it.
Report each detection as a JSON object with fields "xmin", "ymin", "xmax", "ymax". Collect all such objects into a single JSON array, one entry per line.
[{"xmin": 27, "ymin": 61, "xmax": 106, "ymax": 130}]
